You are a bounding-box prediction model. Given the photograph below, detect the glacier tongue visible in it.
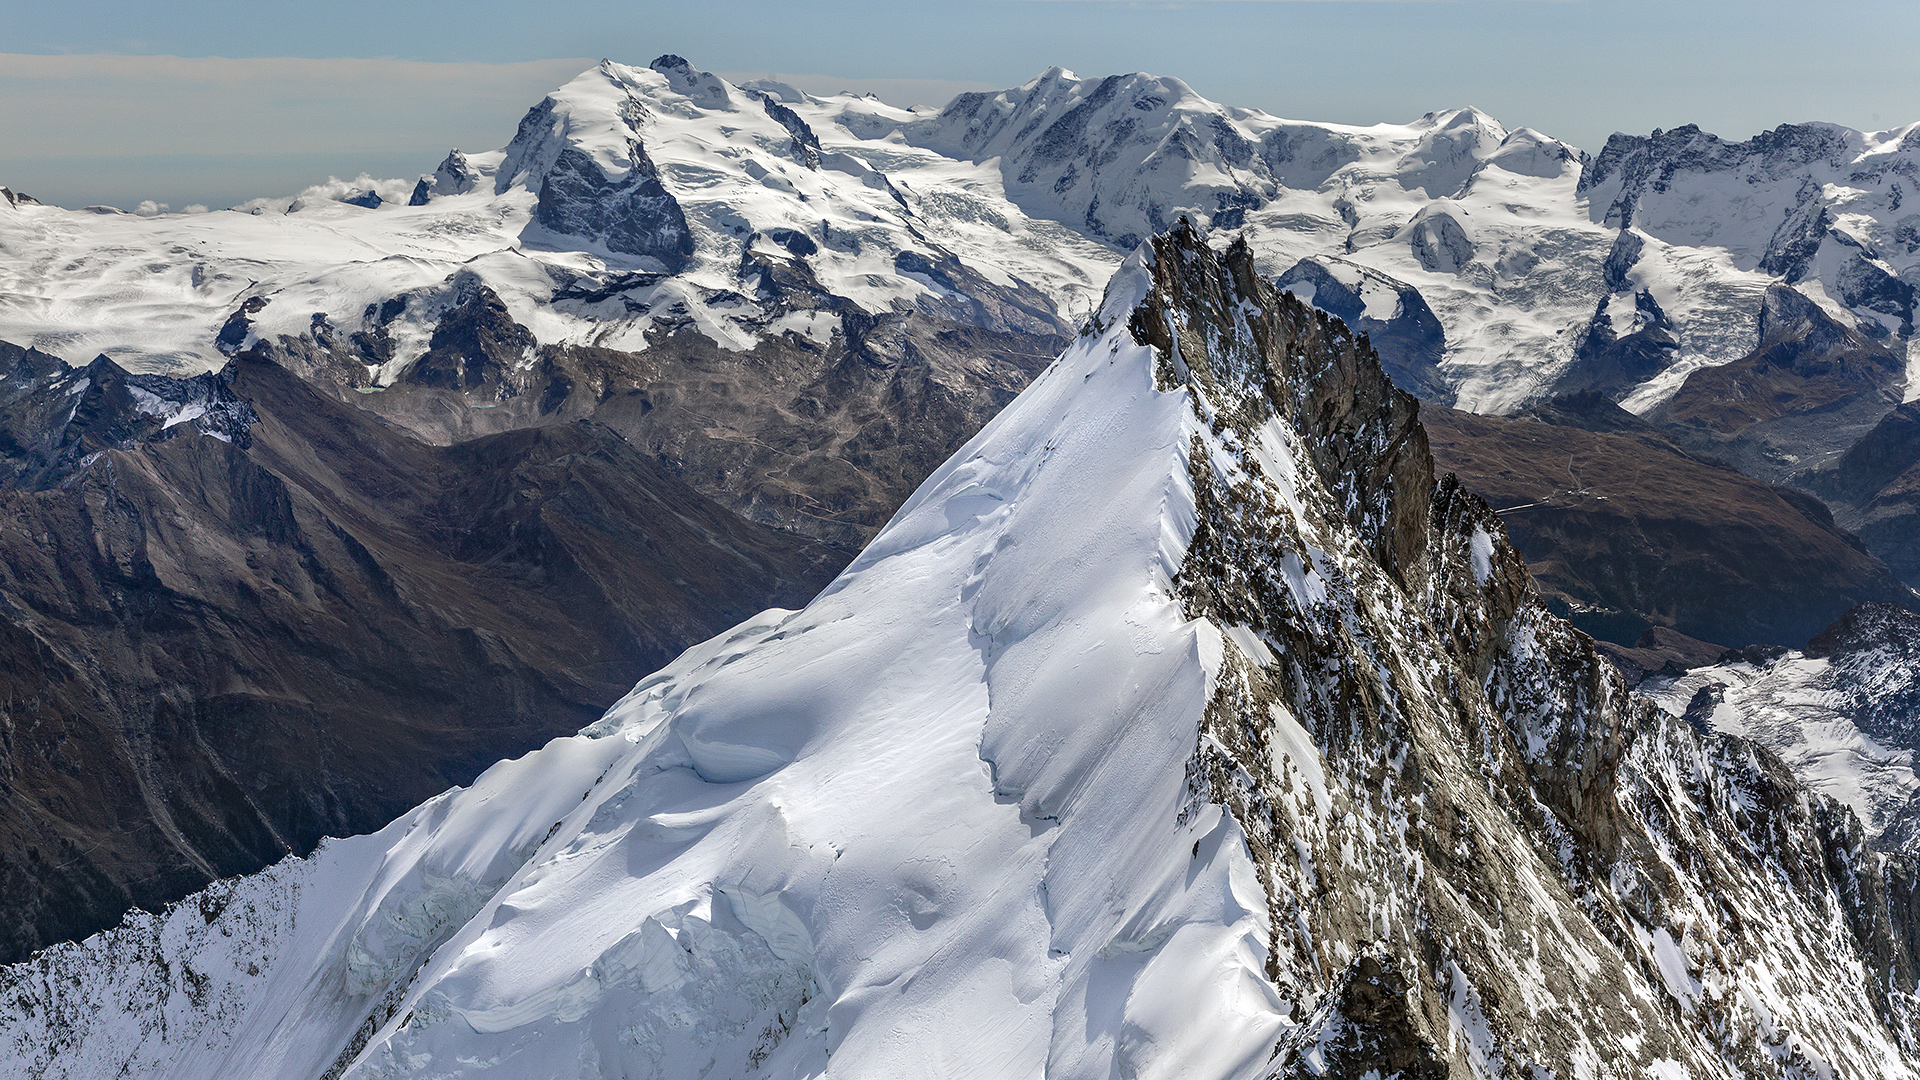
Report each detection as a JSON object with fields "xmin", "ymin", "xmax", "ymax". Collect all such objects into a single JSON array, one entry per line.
[{"xmin": 6, "ymin": 224, "xmax": 1920, "ymax": 1079}]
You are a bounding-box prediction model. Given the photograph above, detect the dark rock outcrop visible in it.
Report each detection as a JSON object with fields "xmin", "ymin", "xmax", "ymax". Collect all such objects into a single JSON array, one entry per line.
[
  {"xmin": 1276, "ymin": 256, "xmax": 1449, "ymax": 401},
  {"xmin": 0, "ymin": 343, "xmax": 256, "ymax": 490},
  {"xmin": 402, "ymin": 275, "xmax": 537, "ymax": 398},
  {"xmin": 411, "ymin": 150, "xmax": 478, "ymax": 205},
  {"xmin": 532, "ymin": 141, "xmax": 694, "ymax": 268},
  {"xmin": 1561, "ymin": 276, "xmax": 1682, "ymax": 402}
]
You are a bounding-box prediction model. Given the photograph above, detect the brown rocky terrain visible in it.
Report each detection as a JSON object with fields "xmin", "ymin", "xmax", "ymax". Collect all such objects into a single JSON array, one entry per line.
[
  {"xmin": 1645, "ymin": 283, "xmax": 1907, "ymax": 482},
  {"xmin": 0, "ymin": 344, "xmax": 844, "ymax": 963},
  {"xmin": 249, "ymin": 271, "xmax": 1066, "ymax": 551},
  {"xmin": 1423, "ymin": 392, "xmax": 1917, "ymax": 650}
]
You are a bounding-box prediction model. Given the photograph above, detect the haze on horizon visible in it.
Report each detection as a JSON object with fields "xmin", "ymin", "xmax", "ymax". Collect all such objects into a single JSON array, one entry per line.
[{"xmin": 6, "ymin": 0, "xmax": 1918, "ymax": 211}]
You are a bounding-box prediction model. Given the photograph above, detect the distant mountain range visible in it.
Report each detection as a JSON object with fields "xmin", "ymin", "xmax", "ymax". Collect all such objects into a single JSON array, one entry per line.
[
  {"xmin": 8, "ymin": 220, "xmax": 1918, "ymax": 1080},
  {"xmin": 1, "ymin": 58, "xmax": 1919, "ymax": 1078}
]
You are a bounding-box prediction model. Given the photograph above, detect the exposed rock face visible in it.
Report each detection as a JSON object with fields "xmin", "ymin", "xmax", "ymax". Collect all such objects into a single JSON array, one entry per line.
[
  {"xmin": 498, "ymin": 60, "xmax": 701, "ymax": 268},
  {"xmin": 1140, "ymin": 225, "xmax": 1920, "ymax": 1077},
  {"xmin": 1276, "ymin": 256, "xmax": 1448, "ymax": 401},
  {"xmin": 1559, "ymin": 231, "xmax": 1683, "ymax": 400},
  {"xmin": 1647, "ymin": 283, "xmax": 1908, "ymax": 481},
  {"xmin": 411, "ymin": 150, "xmax": 478, "ymax": 205},
  {"xmin": 10, "ymin": 220, "xmax": 1913, "ymax": 1080},
  {"xmin": 0, "ymin": 346, "xmax": 843, "ymax": 963},
  {"xmin": 0, "ymin": 342, "xmax": 256, "ymax": 489},
  {"xmin": 400, "ymin": 275, "xmax": 537, "ymax": 397},
  {"xmin": 1422, "ymin": 396, "xmax": 1917, "ymax": 649},
  {"xmin": 531, "ymin": 140, "xmax": 693, "ymax": 267}
]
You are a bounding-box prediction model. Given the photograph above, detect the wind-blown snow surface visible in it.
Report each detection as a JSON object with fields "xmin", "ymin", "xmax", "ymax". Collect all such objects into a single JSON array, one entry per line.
[
  {"xmin": 3, "ymin": 56, "xmax": 1915, "ymax": 413},
  {"xmin": 5, "ymin": 224, "xmax": 1919, "ymax": 1080}
]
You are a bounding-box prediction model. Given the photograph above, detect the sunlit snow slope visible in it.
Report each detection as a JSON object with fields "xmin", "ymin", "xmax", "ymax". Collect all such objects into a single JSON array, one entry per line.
[{"xmin": 4, "ymin": 224, "xmax": 1918, "ymax": 1080}]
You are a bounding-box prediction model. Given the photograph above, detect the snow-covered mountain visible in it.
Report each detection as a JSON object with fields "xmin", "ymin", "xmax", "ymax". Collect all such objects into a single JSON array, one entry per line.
[
  {"xmin": 5, "ymin": 223, "xmax": 1916, "ymax": 1080},
  {"xmin": 1648, "ymin": 602, "xmax": 1920, "ymax": 853},
  {"xmin": 4, "ymin": 56, "xmax": 1916, "ymax": 423},
  {"xmin": 0, "ymin": 56, "xmax": 1093, "ymax": 379}
]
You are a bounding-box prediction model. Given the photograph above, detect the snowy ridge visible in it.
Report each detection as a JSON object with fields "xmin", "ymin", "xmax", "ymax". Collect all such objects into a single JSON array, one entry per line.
[
  {"xmin": 4, "ymin": 224, "xmax": 1918, "ymax": 1079},
  {"xmin": 1648, "ymin": 652, "xmax": 1920, "ymax": 851},
  {"xmin": 3, "ymin": 58, "xmax": 1916, "ymax": 414}
]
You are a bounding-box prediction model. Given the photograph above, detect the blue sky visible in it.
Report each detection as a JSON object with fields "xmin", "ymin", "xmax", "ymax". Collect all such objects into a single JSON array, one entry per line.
[{"xmin": 6, "ymin": 0, "xmax": 1919, "ymax": 209}]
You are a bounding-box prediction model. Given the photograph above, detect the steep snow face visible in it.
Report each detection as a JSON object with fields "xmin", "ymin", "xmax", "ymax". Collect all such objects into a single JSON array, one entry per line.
[
  {"xmin": 5, "ymin": 224, "xmax": 1919, "ymax": 1080},
  {"xmin": 1648, "ymin": 603, "xmax": 1920, "ymax": 852}
]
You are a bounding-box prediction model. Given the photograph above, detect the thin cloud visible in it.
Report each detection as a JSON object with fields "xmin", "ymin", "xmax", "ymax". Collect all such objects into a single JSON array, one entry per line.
[{"xmin": 0, "ymin": 54, "xmax": 598, "ymax": 160}]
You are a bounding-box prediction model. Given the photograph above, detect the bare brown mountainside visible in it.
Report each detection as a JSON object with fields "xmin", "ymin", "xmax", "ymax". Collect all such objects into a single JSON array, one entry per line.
[
  {"xmin": 1645, "ymin": 284, "xmax": 1907, "ymax": 482},
  {"xmin": 1423, "ymin": 395, "xmax": 1917, "ymax": 650},
  {"xmin": 255, "ymin": 275, "xmax": 1066, "ymax": 550},
  {"xmin": 0, "ymin": 346, "xmax": 843, "ymax": 963}
]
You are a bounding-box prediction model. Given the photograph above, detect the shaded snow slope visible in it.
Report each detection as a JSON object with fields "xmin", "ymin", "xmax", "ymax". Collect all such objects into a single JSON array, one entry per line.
[
  {"xmin": 4, "ymin": 57, "xmax": 1917, "ymax": 418},
  {"xmin": 5, "ymin": 224, "xmax": 1918, "ymax": 1080}
]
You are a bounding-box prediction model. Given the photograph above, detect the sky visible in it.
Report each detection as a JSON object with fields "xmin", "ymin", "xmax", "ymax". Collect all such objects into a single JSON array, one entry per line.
[{"xmin": 5, "ymin": 0, "xmax": 1919, "ymax": 210}]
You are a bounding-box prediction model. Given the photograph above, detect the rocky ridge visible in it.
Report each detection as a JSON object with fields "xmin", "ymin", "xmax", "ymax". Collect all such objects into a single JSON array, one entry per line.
[
  {"xmin": 0, "ymin": 223, "xmax": 1914, "ymax": 1079},
  {"xmin": 1648, "ymin": 602, "xmax": 1920, "ymax": 854}
]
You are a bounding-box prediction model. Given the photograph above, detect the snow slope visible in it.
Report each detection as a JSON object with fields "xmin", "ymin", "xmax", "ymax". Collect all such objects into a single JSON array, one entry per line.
[
  {"xmin": 1647, "ymin": 603, "xmax": 1920, "ymax": 852},
  {"xmin": 0, "ymin": 57, "xmax": 1099, "ymax": 385},
  {"xmin": 4, "ymin": 57, "xmax": 1915, "ymax": 415},
  {"xmin": 1649, "ymin": 652, "xmax": 1920, "ymax": 850},
  {"xmin": 4, "ymin": 224, "xmax": 1917, "ymax": 1080}
]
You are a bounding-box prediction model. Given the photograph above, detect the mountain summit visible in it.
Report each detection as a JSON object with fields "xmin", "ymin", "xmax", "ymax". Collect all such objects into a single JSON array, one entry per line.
[{"xmin": 4, "ymin": 222, "xmax": 1914, "ymax": 1079}]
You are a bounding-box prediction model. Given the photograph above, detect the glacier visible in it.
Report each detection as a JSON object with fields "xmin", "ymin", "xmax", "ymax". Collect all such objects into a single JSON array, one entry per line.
[{"xmin": 4, "ymin": 56, "xmax": 1917, "ymax": 418}]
